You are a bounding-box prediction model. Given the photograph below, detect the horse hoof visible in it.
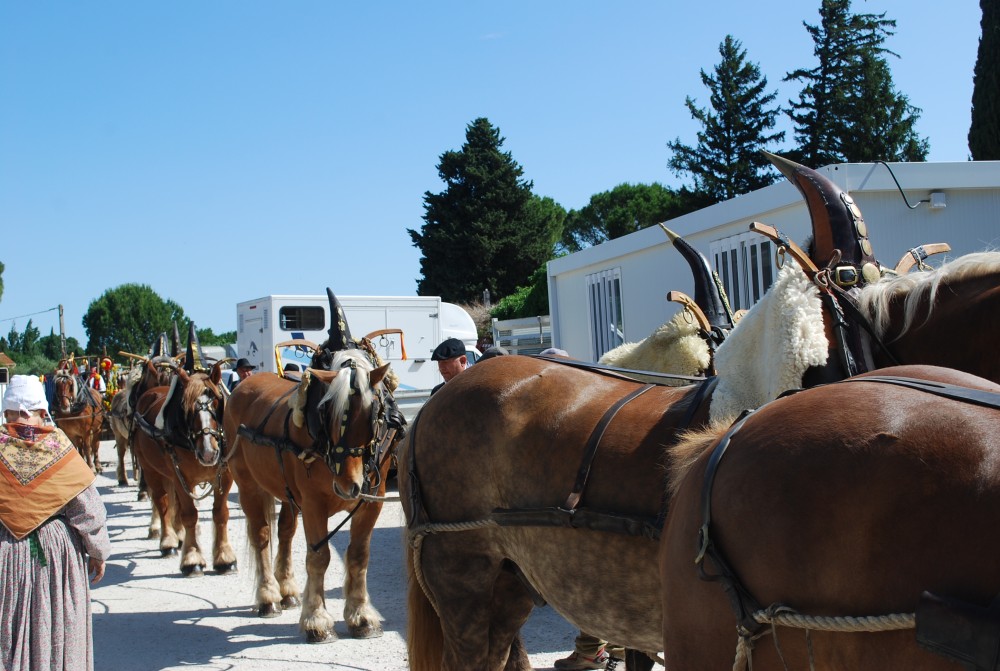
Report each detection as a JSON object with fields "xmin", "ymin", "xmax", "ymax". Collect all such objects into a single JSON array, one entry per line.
[
  {"xmin": 306, "ymin": 629, "xmax": 336, "ymax": 644},
  {"xmin": 349, "ymin": 622, "xmax": 383, "ymax": 639},
  {"xmin": 280, "ymin": 595, "xmax": 301, "ymax": 610},
  {"xmin": 213, "ymin": 561, "xmax": 238, "ymax": 575},
  {"xmin": 258, "ymin": 603, "xmax": 282, "ymax": 618},
  {"xmin": 181, "ymin": 564, "xmax": 205, "ymax": 577},
  {"xmin": 160, "ymin": 547, "xmax": 178, "ymax": 557},
  {"xmin": 117, "ymin": 480, "xmax": 128, "ymax": 487},
  {"xmin": 137, "ymin": 492, "xmax": 149, "ymax": 502}
]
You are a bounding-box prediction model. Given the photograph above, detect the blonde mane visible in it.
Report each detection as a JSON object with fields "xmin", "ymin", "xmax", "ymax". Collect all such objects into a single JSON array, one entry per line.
[
  {"xmin": 289, "ymin": 349, "xmax": 376, "ymax": 431},
  {"xmin": 666, "ymin": 423, "xmax": 730, "ymax": 498},
  {"xmin": 858, "ymin": 251, "xmax": 1000, "ymax": 340}
]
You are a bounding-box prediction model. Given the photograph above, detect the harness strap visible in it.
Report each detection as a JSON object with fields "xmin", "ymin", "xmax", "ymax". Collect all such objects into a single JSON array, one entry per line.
[
  {"xmin": 696, "ymin": 375, "xmax": 1000, "ymax": 641},
  {"xmin": 564, "ymin": 384, "xmax": 655, "ymax": 511},
  {"xmin": 533, "ymin": 355, "xmax": 706, "ymax": 385}
]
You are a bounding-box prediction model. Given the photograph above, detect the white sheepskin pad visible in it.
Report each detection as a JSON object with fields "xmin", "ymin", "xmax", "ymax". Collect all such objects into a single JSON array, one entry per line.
[
  {"xmin": 598, "ymin": 310, "xmax": 710, "ymax": 386},
  {"xmin": 709, "ymin": 259, "xmax": 828, "ymax": 423}
]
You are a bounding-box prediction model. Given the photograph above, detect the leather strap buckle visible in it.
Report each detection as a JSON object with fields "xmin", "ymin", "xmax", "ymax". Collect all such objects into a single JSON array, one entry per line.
[{"xmin": 834, "ymin": 266, "xmax": 859, "ymax": 287}]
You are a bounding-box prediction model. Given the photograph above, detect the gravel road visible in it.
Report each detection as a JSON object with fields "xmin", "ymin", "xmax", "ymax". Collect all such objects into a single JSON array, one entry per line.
[{"xmin": 90, "ymin": 440, "xmax": 590, "ymax": 671}]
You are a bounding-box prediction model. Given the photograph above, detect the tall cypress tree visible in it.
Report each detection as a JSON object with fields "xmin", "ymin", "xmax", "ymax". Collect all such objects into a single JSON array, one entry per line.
[
  {"xmin": 970, "ymin": 0, "xmax": 1000, "ymax": 159},
  {"xmin": 667, "ymin": 35, "xmax": 785, "ymax": 203},
  {"xmin": 786, "ymin": 0, "xmax": 927, "ymax": 165},
  {"xmin": 408, "ymin": 118, "xmax": 563, "ymax": 303}
]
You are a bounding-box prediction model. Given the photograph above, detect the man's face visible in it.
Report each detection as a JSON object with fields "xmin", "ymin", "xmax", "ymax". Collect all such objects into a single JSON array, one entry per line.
[
  {"xmin": 437, "ymin": 355, "xmax": 467, "ymax": 382},
  {"xmin": 238, "ymin": 367, "xmax": 253, "ymax": 380}
]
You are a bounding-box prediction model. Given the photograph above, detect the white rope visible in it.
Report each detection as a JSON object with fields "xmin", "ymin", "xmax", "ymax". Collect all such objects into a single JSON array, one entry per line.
[{"xmin": 753, "ymin": 608, "xmax": 915, "ymax": 632}]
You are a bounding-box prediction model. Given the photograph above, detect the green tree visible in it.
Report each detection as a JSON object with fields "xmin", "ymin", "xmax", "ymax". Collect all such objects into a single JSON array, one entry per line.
[
  {"xmin": 0, "ymin": 260, "xmax": 5, "ymax": 303},
  {"xmin": 970, "ymin": 0, "xmax": 1000, "ymax": 159},
  {"xmin": 196, "ymin": 327, "xmax": 237, "ymax": 346},
  {"xmin": 668, "ymin": 35, "xmax": 785, "ymax": 203},
  {"xmin": 491, "ymin": 264, "xmax": 552, "ymax": 320},
  {"xmin": 83, "ymin": 284, "xmax": 187, "ymax": 356},
  {"xmin": 786, "ymin": 0, "xmax": 927, "ymax": 165},
  {"xmin": 38, "ymin": 328, "xmax": 79, "ymax": 360},
  {"xmin": 408, "ymin": 117, "xmax": 564, "ymax": 303},
  {"xmin": 559, "ymin": 183, "xmax": 699, "ymax": 253}
]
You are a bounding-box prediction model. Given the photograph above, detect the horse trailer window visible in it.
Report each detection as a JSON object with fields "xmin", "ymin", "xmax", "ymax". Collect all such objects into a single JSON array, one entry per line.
[
  {"xmin": 586, "ymin": 267, "xmax": 625, "ymax": 360},
  {"xmin": 279, "ymin": 306, "xmax": 325, "ymax": 332},
  {"xmin": 710, "ymin": 232, "xmax": 776, "ymax": 312}
]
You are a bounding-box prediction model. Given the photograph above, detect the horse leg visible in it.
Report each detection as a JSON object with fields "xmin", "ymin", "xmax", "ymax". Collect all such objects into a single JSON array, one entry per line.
[
  {"xmin": 343, "ymin": 500, "xmax": 384, "ymax": 639},
  {"xmin": 115, "ymin": 434, "xmax": 128, "ymax": 486},
  {"xmin": 90, "ymin": 426, "xmax": 102, "ymax": 475},
  {"xmin": 300, "ymin": 507, "xmax": 337, "ymax": 643},
  {"xmin": 136, "ymin": 462, "xmax": 149, "ymax": 502},
  {"xmin": 274, "ymin": 501, "xmax": 301, "ymax": 609},
  {"xmin": 420, "ymin": 534, "xmax": 529, "ymax": 671},
  {"xmin": 147, "ymin": 503, "xmax": 162, "ymax": 539},
  {"xmin": 240, "ymin": 482, "xmax": 283, "ymax": 617},
  {"xmin": 211, "ymin": 470, "xmax": 237, "ymax": 574},
  {"xmin": 176, "ymin": 486, "xmax": 206, "ymax": 577},
  {"xmin": 146, "ymin": 472, "xmax": 180, "ymax": 556}
]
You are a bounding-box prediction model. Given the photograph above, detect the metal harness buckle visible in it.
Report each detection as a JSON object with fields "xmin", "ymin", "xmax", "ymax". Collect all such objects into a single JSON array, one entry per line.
[{"xmin": 834, "ymin": 266, "xmax": 859, "ymax": 287}]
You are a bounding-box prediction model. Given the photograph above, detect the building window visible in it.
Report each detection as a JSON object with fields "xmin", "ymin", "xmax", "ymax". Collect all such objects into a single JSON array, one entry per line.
[
  {"xmin": 710, "ymin": 232, "xmax": 775, "ymax": 312},
  {"xmin": 586, "ymin": 267, "xmax": 624, "ymax": 359},
  {"xmin": 278, "ymin": 306, "xmax": 325, "ymax": 332}
]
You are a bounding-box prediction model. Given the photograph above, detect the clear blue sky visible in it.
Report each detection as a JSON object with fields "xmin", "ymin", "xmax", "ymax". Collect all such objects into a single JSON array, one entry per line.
[{"xmin": 0, "ymin": 2, "xmax": 984, "ymax": 346}]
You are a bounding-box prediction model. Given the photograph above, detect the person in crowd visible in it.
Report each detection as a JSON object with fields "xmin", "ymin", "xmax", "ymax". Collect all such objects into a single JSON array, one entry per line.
[
  {"xmin": 87, "ymin": 366, "xmax": 106, "ymax": 394},
  {"xmin": 430, "ymin": 338, "xmax": 468, "ymax": 396},
  {"xmin": 229, "ymin": 358, "xmax": 256, "ymax": 391},
  {"xmin": 0, "ymin": 374, "xmax": 112, "ymax": 671},
  {"xmin": 477, "ymin": 345, "xmax": 509, "ymax": 362}
]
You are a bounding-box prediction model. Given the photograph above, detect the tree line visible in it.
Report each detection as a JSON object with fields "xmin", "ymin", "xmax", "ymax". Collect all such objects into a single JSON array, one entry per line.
[
  {"xmin": 1, "ymin": 284, "xmax": 235, "ymax": 376},
  {"xmin": 412, "ymin": 0, "xmax": 999, "ymax": 325}
]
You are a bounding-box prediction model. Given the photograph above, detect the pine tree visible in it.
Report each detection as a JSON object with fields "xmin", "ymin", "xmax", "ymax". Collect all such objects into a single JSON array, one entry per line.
[
  {"xmin": 667, "ymin": 35, "xmax": 785, "ymax": 203},
  {"xmin": 408, "ymin": 118, "xmax": 564, "ymax": 303},
  {"xmin": 970, "ymin": 0, "xmax": 1000, "ymax": 159},
  {"xmin": 786, "ymin": 0, "xmax": 928, "ymax": 165}
]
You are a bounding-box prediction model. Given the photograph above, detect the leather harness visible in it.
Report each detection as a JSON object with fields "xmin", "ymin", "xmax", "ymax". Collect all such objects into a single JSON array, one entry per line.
[{"xmin": 694, "ymin": 375, "xmax": 1000, "ymax": 640}]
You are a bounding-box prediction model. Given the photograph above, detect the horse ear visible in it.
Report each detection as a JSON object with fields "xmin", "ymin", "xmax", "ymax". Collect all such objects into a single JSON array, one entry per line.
[
  {"xmin": 369, "ymin": 363, "xmax": 391, "ymax": 388},
  {"xmin": 763, "ymin": 151, "xmax": 881, "ymax": 286},
  {"xmin": 210, "ymin": 362, "xmax": 223, "ymax": 386}
]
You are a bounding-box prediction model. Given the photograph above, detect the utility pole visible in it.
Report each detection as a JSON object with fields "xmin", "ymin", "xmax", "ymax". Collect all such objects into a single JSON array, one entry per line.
[{"xmin": 59, "ymin": 304, "xmax": 66, "ymax": 357}]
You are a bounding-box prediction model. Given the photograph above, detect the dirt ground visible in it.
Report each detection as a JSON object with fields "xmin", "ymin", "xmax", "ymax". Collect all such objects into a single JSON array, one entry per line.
[{"xmin": 89, "ymin": 440, "xmax": 609, "ymax": 671}]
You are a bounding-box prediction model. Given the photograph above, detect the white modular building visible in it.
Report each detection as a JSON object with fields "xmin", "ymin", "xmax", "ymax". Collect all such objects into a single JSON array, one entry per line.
[{"xmin": 548, "ymin": 161, "xmax": 1000, "ymax": 362}]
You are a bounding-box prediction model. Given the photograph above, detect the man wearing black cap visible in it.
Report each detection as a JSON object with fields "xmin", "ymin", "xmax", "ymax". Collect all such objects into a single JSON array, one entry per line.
[
  {"xmin": 430, "ymin": 337, "xmax": 467, "ymax": 396},
  {"xmin": 229, "ymin": 358, "xmax": 256, "ymax": 391}
]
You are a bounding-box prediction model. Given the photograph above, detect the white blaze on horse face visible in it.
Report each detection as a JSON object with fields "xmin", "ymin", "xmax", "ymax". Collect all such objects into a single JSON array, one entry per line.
[{"xmin": 195, "ymin": 392, "xmax": 220, "ymax": 466}]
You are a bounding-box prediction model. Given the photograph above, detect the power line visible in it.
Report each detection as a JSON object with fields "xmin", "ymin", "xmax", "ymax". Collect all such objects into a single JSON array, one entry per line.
[{"xmin": 0, "ymin": 306, "xmax": 60, "ymax": 325}]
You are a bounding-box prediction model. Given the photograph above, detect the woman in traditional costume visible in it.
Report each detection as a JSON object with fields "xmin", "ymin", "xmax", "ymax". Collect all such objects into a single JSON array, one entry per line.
[{"xmin": 0, "ymin": 375, "xmax": 111, "ymax": 671}]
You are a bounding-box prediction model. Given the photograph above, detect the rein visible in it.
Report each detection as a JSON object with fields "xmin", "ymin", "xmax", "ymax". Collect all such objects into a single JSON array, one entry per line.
[{"xmin": 694, "ymin": 375, "xmax": 1000, "ymax": 669}]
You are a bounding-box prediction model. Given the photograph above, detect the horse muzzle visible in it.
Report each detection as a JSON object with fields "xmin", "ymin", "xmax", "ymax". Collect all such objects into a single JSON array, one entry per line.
[
  {"xmin": 333, "ymin": 480, "xmax": 363, "ymax": 501},
  {"xmin": 192, "ymin": 428, "xmax": 223, "ymax": 467}
]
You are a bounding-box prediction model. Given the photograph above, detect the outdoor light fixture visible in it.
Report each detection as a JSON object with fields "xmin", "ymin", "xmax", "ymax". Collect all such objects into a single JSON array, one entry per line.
[{"xmin": 929, "ymin": 191, "xmax": 947, "ymax": 209}]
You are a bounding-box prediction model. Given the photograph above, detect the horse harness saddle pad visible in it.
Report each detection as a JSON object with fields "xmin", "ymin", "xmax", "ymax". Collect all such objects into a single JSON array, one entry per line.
[{"xmin": 917, "ymin": 591, "xmax": 1000, "ymax": 671}]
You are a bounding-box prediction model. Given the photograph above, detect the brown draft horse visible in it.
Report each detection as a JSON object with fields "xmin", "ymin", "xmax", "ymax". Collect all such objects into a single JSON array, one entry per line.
[
  {"xmin": 661, "ymin": 364, "xmax": 1000, "ymax": 670},
  {"xmin": 223, "ymin": 348, "xmax": 395, "ymax": 642},
  {"xmin": 52, "ymin": 369, "xmax": 105, "ymax": 474},
  {"xmin": 402, "ymin": 249, "xmax": 1000, "ymax": 671},
  {"xmin": 132, "ymin": 360, "xmax": 237, "ymax": 575}
]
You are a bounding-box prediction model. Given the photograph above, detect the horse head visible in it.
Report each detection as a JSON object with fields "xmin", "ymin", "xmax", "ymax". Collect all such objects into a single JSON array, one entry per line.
[
  {"xmin": 170, "ymin": 363, "xmax": 226, "ymax": 467},
  {"xmin": 291, "ymin": 350, "xmax": 391, "ymax": 500},
  {"xmin": 53, "ymin": 370, "xmax": 78, "ymax": 414}
]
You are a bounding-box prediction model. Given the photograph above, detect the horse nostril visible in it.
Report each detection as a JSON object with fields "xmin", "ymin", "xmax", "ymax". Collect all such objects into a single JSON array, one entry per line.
[{"xmin": 350, "ymin": 483, "xmax": 362, "ymax": 499}]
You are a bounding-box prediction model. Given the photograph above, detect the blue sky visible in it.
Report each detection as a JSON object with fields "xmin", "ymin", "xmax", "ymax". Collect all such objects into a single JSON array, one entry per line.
[{"xmin": 0, "ymin": 2, "xmax": 984, "ymax": 346}]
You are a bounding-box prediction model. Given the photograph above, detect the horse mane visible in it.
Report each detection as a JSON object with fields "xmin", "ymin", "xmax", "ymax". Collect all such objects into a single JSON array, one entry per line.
[
  {"xmin": 180, "ymin": 373, "xmax": 219, "ymax": 410},
  {"xmin": 858, "ymin": 251, "xmax": 1000, "ymax": 340},
  {"xmin": 290, "ymin": 349, "xmax": 376, "ymax": 429},
  {"xmin": 598, "ymin": 311, "xmax": 710, "ymax": 384},
  {"xmin": 666, "ymin": 423, "xmax": 730, "ymax": 498}
]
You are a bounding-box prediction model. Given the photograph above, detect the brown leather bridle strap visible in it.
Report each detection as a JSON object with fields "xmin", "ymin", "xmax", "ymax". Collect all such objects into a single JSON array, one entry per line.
[{"xmin": 564, "ymin": 384, "xmax": 655, "ymax": 511}]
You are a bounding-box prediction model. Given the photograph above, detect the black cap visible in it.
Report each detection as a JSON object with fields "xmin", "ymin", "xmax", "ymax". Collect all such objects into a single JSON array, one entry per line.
[
  {"xmin": 235, "ymin": 358, "xmax": 256, "ymax": 371},
  {"xmin": 431, "ymin": 338, "xmax": 465, "ymax": 361},
  {"xmin": 478, "ymin": 346, "xmax": 509, "ymax": 362}
]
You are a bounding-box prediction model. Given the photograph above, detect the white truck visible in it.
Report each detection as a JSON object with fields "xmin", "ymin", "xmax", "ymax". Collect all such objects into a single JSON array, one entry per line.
[{"xmin": 235, "ymin": 295, "xmax": 479, "ymax": 421}]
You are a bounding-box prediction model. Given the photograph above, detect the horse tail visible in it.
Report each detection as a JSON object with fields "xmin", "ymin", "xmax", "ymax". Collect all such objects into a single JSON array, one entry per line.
[{"xmin": 406, "ymin": 538, "xmax": 443, "ymax": 671}]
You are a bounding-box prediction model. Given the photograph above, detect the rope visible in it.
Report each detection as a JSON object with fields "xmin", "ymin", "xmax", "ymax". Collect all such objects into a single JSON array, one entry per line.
[
  {"xmin": 752, "ymin": 608, "xmax": 915, "ymax": 632},
  {"xmin": 732, "ymin": 606, "xmax": 916, "ymax": 671}
]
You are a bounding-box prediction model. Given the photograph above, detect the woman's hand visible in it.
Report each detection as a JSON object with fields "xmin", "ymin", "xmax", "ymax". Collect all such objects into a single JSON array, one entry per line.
[{"xmin": 88, "ymin": 556, "xmax": 105, "ymax": 584}]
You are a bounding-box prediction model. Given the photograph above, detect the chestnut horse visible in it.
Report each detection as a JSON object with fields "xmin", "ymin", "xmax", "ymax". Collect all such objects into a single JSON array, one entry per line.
[
  {"xmin": 223, "ymin": 349, "xmax": 396, "ymax": 642},
  {"xmin": 661, "ymin": 364, "xmax": 1000, "ymax": 670},
  {"xmin": 132, "ymin": 361, "xmax": 237, "ymax": 575},
  {"xmin": 401, "ymin": 250, "xmax": 1000, "ymax": 671},
  {"xmin": 52, "ymin": 369, "xmax": 105, "ymax": 474}
]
